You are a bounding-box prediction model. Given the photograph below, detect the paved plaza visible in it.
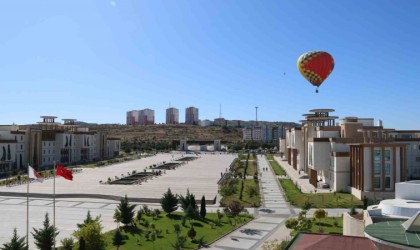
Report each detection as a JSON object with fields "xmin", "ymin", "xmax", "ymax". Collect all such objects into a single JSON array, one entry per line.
[
  {"xmin": 0, "ymin": 152, "xmax": 236, "ymax": 248},
  {"xmin": 0, "ymin": 153, "xmax": 235, "ymax": 201}
]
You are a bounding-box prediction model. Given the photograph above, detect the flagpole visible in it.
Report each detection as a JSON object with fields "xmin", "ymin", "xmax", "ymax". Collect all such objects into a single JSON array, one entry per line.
[
  {"xmin": 26, "ymin": 164, "xmax": 29, "ymax": 250},
  {"xmin": 53, "ymin": 161, "xmax": 56, "ymax": 250}
]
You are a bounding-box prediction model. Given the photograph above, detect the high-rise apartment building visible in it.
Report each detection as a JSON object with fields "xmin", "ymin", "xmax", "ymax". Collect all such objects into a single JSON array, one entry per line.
[
  {"xmin": 166, "ymin": 108, "xmax": 179, "ymax": 124},
  {"xmin": 185, "ymin": 107, "xmax": 199, "ymax": 125},
  {"xmin": 139, "ymin": 109, "xmax": 155, "ymax": 125},
  {"xmin": 126, "ymin": 110, "xmax": 139, "ymax": 125},
  {"xmin": 126, "ymin": 109, "xmax": 155, "ymax": 125}
]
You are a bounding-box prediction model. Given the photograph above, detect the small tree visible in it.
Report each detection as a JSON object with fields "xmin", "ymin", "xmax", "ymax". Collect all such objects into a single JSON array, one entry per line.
[
  {"xmin": 78, "ymin": 210, "xmax": 100, "ymax": 229},
  {"xmin": 196, "ymin": 236, "xmax": 206, "ymax": 248},
  {"xmin": 171, "ymin": 236, "xmax": 186, "ymax": 250},
  {"xmin": 150, "ymin": 232, "xmax": 156, "ymax": 250},
  {"xmin": 1, "ymin": 228, "xmax": 27, "ymax": 250},
  {"xmin": 173, "ymin": 224, "xmax": 181, "ymax": 236},
  {"xmin": 73, "ymin": 219, "xmax": 106, "ymax": 250},
  {"xmin": 179, "ymin": 189, "xmax": 197, "ymax": 211},
  {"xmin": 285, "ymin": 218, "xmax": 298, "ymax": 230},
  {"xmin": 224, "ymin": 201, "xmax": 244, "ymax": 217},
  {"xmin": 31, "ymin": 213, "xmax": 59, "ymax": 250},
  {"xmin": 60, "ymin": 237, "xmax": 74, "ymax": 250},
  {"xmin": 313, "ymin": 209, "xmax": 327, "ymax": 231},
  {"xmin": 117, "ymin": 195, "xmax": 136, "ymax": 227},
  {"xmin": 185, "ymin": 205, "xmax": 196, "ymax": 222},
  {"xmin": 200, "ymin": 195, "xmax": 206, "ymax": 220},
  {"xmin": 112, "ymin": 230, "xmax": 124, "ymax": 250},
  {"xmin": 160, "ymin": 188, "xmax": 178, "ymax": 216},
  {"xmin": 187, "ymin": 226, "xmax": 196, "ymax": 241}
]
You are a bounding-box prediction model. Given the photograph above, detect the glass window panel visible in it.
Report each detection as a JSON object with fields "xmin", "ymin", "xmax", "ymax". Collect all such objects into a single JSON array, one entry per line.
[
  {"xmin": 374, "ymin": 163, "xmax": 381, "ymax": 174},
  {"xmin": 385, "ymin": 177, "xmax": 391, "ymax": 189},
  {"xmin": 385, "ymin": 163, "xmax": 391, "ymax": 175},
  {"xmin": 374, "ymin": 149, "xmax": 381, "ymax": 161},
  {"xmin": 385, "ymin": 150, "xmax": 391, "ymax": 161},
  {"xmin": 374, "ymin": 176, "xmax": 381, "ymax": 189}
]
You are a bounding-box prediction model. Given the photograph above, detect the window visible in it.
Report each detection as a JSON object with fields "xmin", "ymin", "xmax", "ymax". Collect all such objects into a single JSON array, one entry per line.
[
  {"xmin": 416, "ymin": 157, "xmax": 420, "ymax": 162},
  {"xmin": 385, "ymin": 163, "xmax": 391, "ymax": 175},
  {"xmin": 374, "ymin": 176, "xmax": 381, "ymax": 189},
  {"xmin": 20, "ymin": 145, "xmax": 23, "ymax": 150},
  {"xmin": 374, "ymin": 149, "xmax": 381, "ymax": 161},
  {"xmin": 374, "ymin": 163, "xmax": 381, "ymax": 174},
  {"xmin": 384, "ymin": 148, "xmax": 392, "ymax": 190},
  {"xmin": 385, "ymin": 150, "xmax": 391, "ymax": 161},
  {"xmin": 385, "ymin": 177, "xmax": 391, "ymax": 189},
  {"xmin": 374, "ymin": 148, "xmax": 382, "ymax": 190}
]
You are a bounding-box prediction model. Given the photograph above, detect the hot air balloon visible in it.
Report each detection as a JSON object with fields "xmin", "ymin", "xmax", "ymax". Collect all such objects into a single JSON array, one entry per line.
[{"xmin": 297, "ymin": 51, "xmax": 334, "ymax": 93}]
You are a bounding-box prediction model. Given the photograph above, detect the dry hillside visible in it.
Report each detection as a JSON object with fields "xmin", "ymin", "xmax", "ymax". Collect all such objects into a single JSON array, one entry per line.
[{"xmin": 87, "ymin": 124, "xmax": 243, "ymax": 143}]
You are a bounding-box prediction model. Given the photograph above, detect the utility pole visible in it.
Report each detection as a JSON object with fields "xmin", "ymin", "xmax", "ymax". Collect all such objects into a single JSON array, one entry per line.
[{"xmin": 255, "ymin": 106, "xmax": 258, "ymax": 126}]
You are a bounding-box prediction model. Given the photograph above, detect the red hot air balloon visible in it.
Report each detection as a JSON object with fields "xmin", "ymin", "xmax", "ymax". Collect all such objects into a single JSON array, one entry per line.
[{"xmin": 297, "ymin": 51, "xmax": 334, "ymax": 93}]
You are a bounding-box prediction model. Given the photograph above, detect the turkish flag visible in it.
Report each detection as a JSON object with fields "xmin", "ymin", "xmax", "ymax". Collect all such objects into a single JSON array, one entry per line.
[{"xmin": 56, "ymin": 164, "xmax": 73, "ymax": 181}]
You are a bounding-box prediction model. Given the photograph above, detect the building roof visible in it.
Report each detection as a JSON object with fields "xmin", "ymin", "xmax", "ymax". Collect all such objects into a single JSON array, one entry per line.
[
  {"xmin": 365, "ymin": 220, "xmax": 420, "ymax": 249},
  {"xmin": 285, "ymin": 232, "xmax": 377, "ymax": 250},
  {"xmin": 309, "ymin": 109, "xmax": 335, "ymax": 112},
  {"xmin": 402, "ymin": 211, "xmax": 420, "ymax": 232}
]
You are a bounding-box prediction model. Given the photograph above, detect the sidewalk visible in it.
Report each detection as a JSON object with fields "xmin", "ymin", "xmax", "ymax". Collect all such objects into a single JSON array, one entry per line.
[
  {"xmin": 208, "ymin": 155, "xmax": 355, "ymax": 250},
  {"xmin": 272, "ymin": 156, "xmax": 330, "ymax": 193},
  {"xmin": 208, "ymin": 155, "xmax": 294, "ymax": 250}
]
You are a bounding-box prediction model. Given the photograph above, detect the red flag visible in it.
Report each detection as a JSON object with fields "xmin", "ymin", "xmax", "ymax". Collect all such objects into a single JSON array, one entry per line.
[
  {"xmin": 28, "ymin": 165, "xmax": 43, "ymax": 182},
  {"xmin": 56, "ymin": 164, "xmax": 73, "ymax": 181}
]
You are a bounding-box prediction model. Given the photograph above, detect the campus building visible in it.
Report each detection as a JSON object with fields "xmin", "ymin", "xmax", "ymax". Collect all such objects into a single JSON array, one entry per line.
[
  {"xmin": 185, "ymin": 107, "xmax": 199, "ymax": 125},
  {"xmin": 165, "ymin": 107, "xmax": 179, "ymax": 124},
  {"xmin": 242, "ymin": 125, "xmax": 285, "ymax": 143},
  {"xmin": 0, "ymin": 116, "xmax": 121, "ymax": 174},
  {"xmin": 280, "ymin": 109, "xmax": 419, "ymax": 199}
]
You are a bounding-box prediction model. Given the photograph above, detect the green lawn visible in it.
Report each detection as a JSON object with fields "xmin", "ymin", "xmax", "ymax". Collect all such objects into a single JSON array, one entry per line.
[
  {"xmin": 279, "ymin": 179, "xmax": 363, "ymax": 208},
  {"xmin": 245, "ymin": 159, "xmax": 257, "ymax": 176},
  {"xmin": 266, "ymin": 154, "xmax": 286, "ymax": 175},
  {"xmin": 103, "ymin": 212, "xmax": 253, "ymax": 250},
  {"xmin": 220, "ymin": 179, "xmax": 261, "ymax": 207}
]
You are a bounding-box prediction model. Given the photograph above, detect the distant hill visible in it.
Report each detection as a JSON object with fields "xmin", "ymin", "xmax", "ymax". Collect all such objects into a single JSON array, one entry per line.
[{"xmin": 87, "ymin": 124, "xmax": 244, "ymax": 143}]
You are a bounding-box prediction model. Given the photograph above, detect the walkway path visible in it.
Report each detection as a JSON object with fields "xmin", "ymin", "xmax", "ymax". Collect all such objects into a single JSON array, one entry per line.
[
  {"xmin": 208, "ymin": 155, "xmax": 294, "ymax": 250},
  {"xmin": 273, "ymin": 156, "xmax": 330, "ymax": 193}
]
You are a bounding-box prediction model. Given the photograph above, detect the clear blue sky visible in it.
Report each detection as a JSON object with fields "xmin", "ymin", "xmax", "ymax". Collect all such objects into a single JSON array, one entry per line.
[{"xmin": 1, "ymin": 1, "xmax": 419, "ymax": 129}]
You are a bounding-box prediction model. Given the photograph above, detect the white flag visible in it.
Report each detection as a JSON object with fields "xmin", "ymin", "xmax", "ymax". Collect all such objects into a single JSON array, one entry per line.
[{"xmin": 28, "ymin": 165, "xmax": 43, "ymax": 182}]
